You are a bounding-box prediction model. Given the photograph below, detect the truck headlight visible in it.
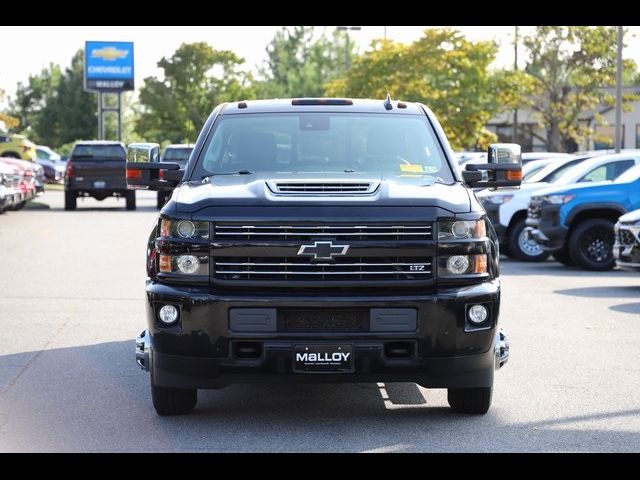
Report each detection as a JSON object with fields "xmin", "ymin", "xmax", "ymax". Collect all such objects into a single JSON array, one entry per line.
[
  {"xmin": 438, "ymin": 219, "xmax": 486, "ymax": 240},
  {"xmin": 159, "ymin": 254, "xmax": 209, "ymax": 275},
  {"xmin": 439, "ymin": 254, "xmax": 487, "ymax": 276},
  {"xmin": 160, "ymin": 218, "xmax": 209, "ymax": 239},
  {"xmin": 542, "ymin": 194, "xmax": 574, "ymax": 205},
  {"xmin": 158, "ymin": 305, "xmax": 179, "ymax": 325}
]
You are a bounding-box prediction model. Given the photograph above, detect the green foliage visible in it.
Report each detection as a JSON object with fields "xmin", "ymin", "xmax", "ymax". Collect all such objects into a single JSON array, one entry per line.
[
  {"xmin": 256, "ymin": 26, "xmax": 355, "ymax": 98},
  {"xmin": 0, "ymin": 88, "xmax": 20, "ymax": 130},
  {"xmin": 326, "ymin": 29, "xmax": 529, "ymax": 150},
  {"xmin": 9, "ymin": 50, "xmax": 97, "ymax": 147},
  {"xmin": 135, "ymin": 42, "xmax": 255, "ymax": 143},
  {"xmin": 521, "ymin": 26, "xmax": 639, "ymax": 151}
]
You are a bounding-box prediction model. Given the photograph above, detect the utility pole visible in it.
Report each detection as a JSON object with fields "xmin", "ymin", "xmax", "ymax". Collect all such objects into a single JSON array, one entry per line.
[
  {"xmin": 336, "ymin": 26, "xmax": 361, "ymax": 70},
  {"xmin": 513, "ymin": 26, "xmax": 519, "ymax": 145},
  {"xmin": 384, "ymin": 26, "xmax": 387, "ymax": 40},
  {"xmin": 615, "ymin": 26, "xmax": 623, "ymax": 153}
]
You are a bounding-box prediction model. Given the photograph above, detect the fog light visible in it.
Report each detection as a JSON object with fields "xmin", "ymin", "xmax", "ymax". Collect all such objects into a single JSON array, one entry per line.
[
  {"xmin": 446, "ymin": 255, "xmax": 470, "ymax": 274},
  {"xmin": 176, "ymin": 220, "xmax": 196, "ymax": 238},
  {"xmin": 176, "ymin": 255, "xmax": 199, "ymax": 274},
  {"xmin": 468, "ymin": 305, "xmax": 488, "ymax": 325},
  {"xmin": 158, "ymin": 305, "xmax": 179, "ymax": 325}
]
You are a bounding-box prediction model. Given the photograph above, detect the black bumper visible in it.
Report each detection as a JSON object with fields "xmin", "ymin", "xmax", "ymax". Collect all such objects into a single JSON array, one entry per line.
[
  {"xmin": 144, "ymin": 280, "xmax": 501, "ymax": 390},
  {"xmin": 526, "ymin": 204, "xmax": 567, "ymax": 252}
]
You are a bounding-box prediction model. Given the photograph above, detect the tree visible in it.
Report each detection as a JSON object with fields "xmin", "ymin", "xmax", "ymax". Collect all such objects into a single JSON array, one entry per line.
[
  {"xmin": 0, "ymin": 88, "xmax": 19, "ymax": 130},
  {"xmin": 136, "ymin": 42, "xmax": 255, "ymax": 143},
  {"xmin": 521, "ymin": 26, "xmax": 639, "ymax": 152},
  {"xmin": 325, "ymin": 29, "xmax": 529, "ymax": 150},
  {"xmin": 9, "ymin": 50, "xmax": 97, "ymax": 146},
  {"xmin": 257, "ymin": 26, "xmax": 355, "ymax": 98}
]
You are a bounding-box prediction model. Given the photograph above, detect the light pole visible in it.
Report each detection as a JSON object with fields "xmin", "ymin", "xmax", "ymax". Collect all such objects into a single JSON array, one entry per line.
[
  {"xmin": 513, "ymin": 26, "xmax": 519, "ymax": 146},
  {"xmin": 336, "ymin": 26, "xmax": 361, "ymax": 70},
  {"xmin": 615, "ymin": 26, "xmax": 623, "ymax": 153}
]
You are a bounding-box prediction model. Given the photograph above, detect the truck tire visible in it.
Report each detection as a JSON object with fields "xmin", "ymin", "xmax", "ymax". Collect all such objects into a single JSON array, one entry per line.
[
  {"xmin": 64, "ymin": 190, "xmax": 76, "ymax": 211},
  {"xmin": 507, "ymin": 219, "xmax": 550, "ymax": 262},
  {"xmin": 552, "ymin": 247, "xmax": 574, "ymax": 266},
  {"xmin": 568, "ymin": 218, "xmax": 616, "ymax": 271},
  {"xmin": 125, "ymin": 191, "xmax": 136, "ymax": 210},
  {"xmin": 151, "ymin": 378, "xmax": 197, "ymax": 416},
  {"xmin": 447, "ymin": 386, "xmax": 492, "ymax": 414}
]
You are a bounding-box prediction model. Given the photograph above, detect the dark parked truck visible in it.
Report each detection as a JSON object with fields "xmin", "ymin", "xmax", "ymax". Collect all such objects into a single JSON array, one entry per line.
[
  {"xmin": 156, "ymin": 144, "xmax": 194, "ymax": 209},
  {"xmin": 64, "ymin": 141, "xmax": 136, "ymax": 210},
  {"xmin": 126, "ymin": 98, "xmax": 522, "ymax": 416}
]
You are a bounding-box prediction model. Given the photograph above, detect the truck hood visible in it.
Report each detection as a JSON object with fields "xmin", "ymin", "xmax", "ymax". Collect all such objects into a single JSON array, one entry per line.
[
  {"xmin": 619, "ymin": 208, "xmax": 640, "ymax": 223},
  {"xmin": 173, "ymin": 172, "xmax": 472, "ymax": 214},
  {"xmin": 531, "ymin": 180, "xmax": 613, "ymax": 198}
]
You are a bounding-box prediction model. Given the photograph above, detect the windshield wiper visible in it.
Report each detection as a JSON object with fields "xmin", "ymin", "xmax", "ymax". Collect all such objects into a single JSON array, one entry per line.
[{"xmin": 201, "ymin": 170, "xmax": 253, "ymax": 183}]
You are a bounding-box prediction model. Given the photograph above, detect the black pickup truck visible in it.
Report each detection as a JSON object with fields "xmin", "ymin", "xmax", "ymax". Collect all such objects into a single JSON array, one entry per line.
[
  {"xmin": 64, "ymin": 141, "xmax": 135, "ymax": 210},
  {"xmin": 126, "ymin": 98, "xmax": 522, "ymax": 416}
]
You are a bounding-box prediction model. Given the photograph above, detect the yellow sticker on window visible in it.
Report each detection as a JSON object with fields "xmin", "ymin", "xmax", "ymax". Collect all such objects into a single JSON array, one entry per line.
[{"xmin": 399, "ymin": 164, "xmax": 424, "ymax": 173}]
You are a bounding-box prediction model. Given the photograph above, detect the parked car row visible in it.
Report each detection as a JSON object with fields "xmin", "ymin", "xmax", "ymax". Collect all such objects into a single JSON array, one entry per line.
[
  {"xmin": 471, "ymin": 149, "xmax": 640, "ymax": 271},
  {"xmin": 0, "ymin": 157, "xmax": 42, "ymax": 213}
]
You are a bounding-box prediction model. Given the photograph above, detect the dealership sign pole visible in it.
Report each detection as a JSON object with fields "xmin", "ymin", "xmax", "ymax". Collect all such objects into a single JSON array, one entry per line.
[{"xmin": 84, "ymin": 41, "xmax": 134, "ymax": 141}]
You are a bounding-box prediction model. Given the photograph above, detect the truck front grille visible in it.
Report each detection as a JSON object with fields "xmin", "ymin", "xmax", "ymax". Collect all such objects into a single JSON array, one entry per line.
[
  {"xmin": 213, "ymin": 256, "xmax": 432, "ymax": 281},
  {"xmin": 280, "ymin": 309, "xmax": 368, "ymax": 332},
  {"xmin": 527, "ymin": 199, "xmax": 542, "ymax": 220},
  {"xmin": 617, "ymin": 228, "xmax": 638, "ymax": 246},
  {"xmin": 213, "ymin": 222, "xmax": 432, "ymax": 241}
]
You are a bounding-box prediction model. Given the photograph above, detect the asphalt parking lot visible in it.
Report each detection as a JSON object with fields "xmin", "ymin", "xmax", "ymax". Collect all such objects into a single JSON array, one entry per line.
[{"xmin": 0, "ymin": 190, "xmax": 639, "ymax": 452}]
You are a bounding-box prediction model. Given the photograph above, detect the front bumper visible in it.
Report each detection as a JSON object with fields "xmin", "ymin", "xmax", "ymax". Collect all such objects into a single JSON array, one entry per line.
[
  {"xmin": 137, "ymin": 280, "xmax": 505, "ymax": 390},
  {"xmin": 614, "ymin": 223, "xmax": 640, "ymax": 271},
  {"xmin": 526, "ymin": 203, "xmax": 567, "ymax": 252}
]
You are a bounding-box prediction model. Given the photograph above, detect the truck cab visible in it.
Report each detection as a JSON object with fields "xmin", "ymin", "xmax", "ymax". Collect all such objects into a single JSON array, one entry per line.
[{"xmin": 126, "ymin": 98, "xmax": 522, "ymax": 416}]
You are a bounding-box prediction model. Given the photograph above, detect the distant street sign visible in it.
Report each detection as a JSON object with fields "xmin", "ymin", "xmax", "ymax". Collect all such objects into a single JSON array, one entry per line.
[{"xmin": 84, "ymin": 41, "xmax": 134, "ymax": 92}]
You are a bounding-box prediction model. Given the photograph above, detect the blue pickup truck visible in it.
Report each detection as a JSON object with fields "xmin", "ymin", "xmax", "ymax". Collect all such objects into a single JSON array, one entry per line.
[{"xmin": 526, "ymin": 164, "xmax": 640, "ymax": 270}]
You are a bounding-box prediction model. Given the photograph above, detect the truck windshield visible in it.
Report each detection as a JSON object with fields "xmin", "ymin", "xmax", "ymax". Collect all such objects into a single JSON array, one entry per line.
[
  {"xmin": 163, "ymin": 148, "xmax": 193, "ymax": 165},
  {"xmin": 194, "ymin": 113, "xmax": 454, "ymax": 183},
  {"xmin": 72, "ymin": 145, "xmax": 125, "ymax": 160}
]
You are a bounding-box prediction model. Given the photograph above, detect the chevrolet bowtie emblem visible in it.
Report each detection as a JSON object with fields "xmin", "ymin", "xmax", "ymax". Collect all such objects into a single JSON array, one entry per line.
[
  {"xmin": 91, "ymin": 46, "xmax": 129, "ymax": 61},
  {"xmin": 297, "ymin": 241, "xmax": 349, "ymax": 261}
]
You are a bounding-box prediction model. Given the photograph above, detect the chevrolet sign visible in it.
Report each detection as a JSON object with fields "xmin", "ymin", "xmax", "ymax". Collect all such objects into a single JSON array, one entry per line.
[{"xmin": 84, "ymin": 41, "xmax": 134, "ymax": 92}]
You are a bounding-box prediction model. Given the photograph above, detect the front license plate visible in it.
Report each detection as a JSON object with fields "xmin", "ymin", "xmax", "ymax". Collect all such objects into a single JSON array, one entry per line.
[
  {"xmin": 94, "ymin": 180, "xmax": 106, "ymax": 188},
  {"xmin": 294, "ymin": 345, "xmax": 354, "ymax": 373}
]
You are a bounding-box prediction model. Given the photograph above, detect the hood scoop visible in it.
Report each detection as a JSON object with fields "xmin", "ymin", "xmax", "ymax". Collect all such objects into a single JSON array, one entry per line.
[{"xmin": 267, "ymin": 180, "xmax": 380, "ymax": 196}]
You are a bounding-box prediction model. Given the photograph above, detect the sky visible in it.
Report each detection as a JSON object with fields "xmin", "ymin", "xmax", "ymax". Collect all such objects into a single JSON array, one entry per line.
[{"xmin": 2, "ymin": 25, "xmax": 640, "ymax": 108}]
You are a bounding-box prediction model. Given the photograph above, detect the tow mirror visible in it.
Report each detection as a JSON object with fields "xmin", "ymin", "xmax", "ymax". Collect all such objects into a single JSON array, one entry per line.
[
  {"xmin": 462, "ymin": 143, "xmax": 522, "ymax": 189},
  {"xmin": 126, "ymin": 143, "xmax": 183, "ymax": 190}
]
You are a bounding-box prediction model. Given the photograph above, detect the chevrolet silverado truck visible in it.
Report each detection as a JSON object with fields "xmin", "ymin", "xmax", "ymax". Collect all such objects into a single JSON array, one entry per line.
[
  {"xmin": 126, "ymin": 98, "xmax": 522, "ymax": 416},
  {"xmin": 527, "ymin": 164, "xmax": 640, "ymax": 270},
  {"xmin": 64, "ymin": 140, "xmax": 135, "ymax": 211},
  {"xmin": 614, "ymin": 208, "xmax": 640, "ymax": 271}
]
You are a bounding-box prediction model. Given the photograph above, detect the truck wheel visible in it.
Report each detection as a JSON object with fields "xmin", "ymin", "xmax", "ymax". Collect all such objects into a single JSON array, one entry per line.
[
  {"xmin": 151, "ymin": 378, "xmax": 197, "ymax": 416},
  {"xmin": 569, "ymin": 218, "xmax": 616, "ymax": 271},
  {"xmin": 125, "ymin": 191, "xmax": 136, "ymax": 210},
  {"xmin": 447, "ymin": 386, "xmax": 492, "ymax": 414},
  {"xmin": 64, "ymin": 191, "xmax": 77, "ymax": 211},
  {"xmin": 507, "ymin": 219, "xmax": 550, "ymax": 262},
  {"xmin": 552, "ymin": 247, "xmax": 574, "ymax": 266}
]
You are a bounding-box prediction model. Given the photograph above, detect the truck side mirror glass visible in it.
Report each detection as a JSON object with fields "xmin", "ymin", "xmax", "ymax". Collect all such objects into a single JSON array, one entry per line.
[
  {"xmin": 464, "ymin": 143, "xmax": 522, "ymax": 189},
  {"xmin": 126, "ymin": 143, "xmax": 182, "ymax": 191}
]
